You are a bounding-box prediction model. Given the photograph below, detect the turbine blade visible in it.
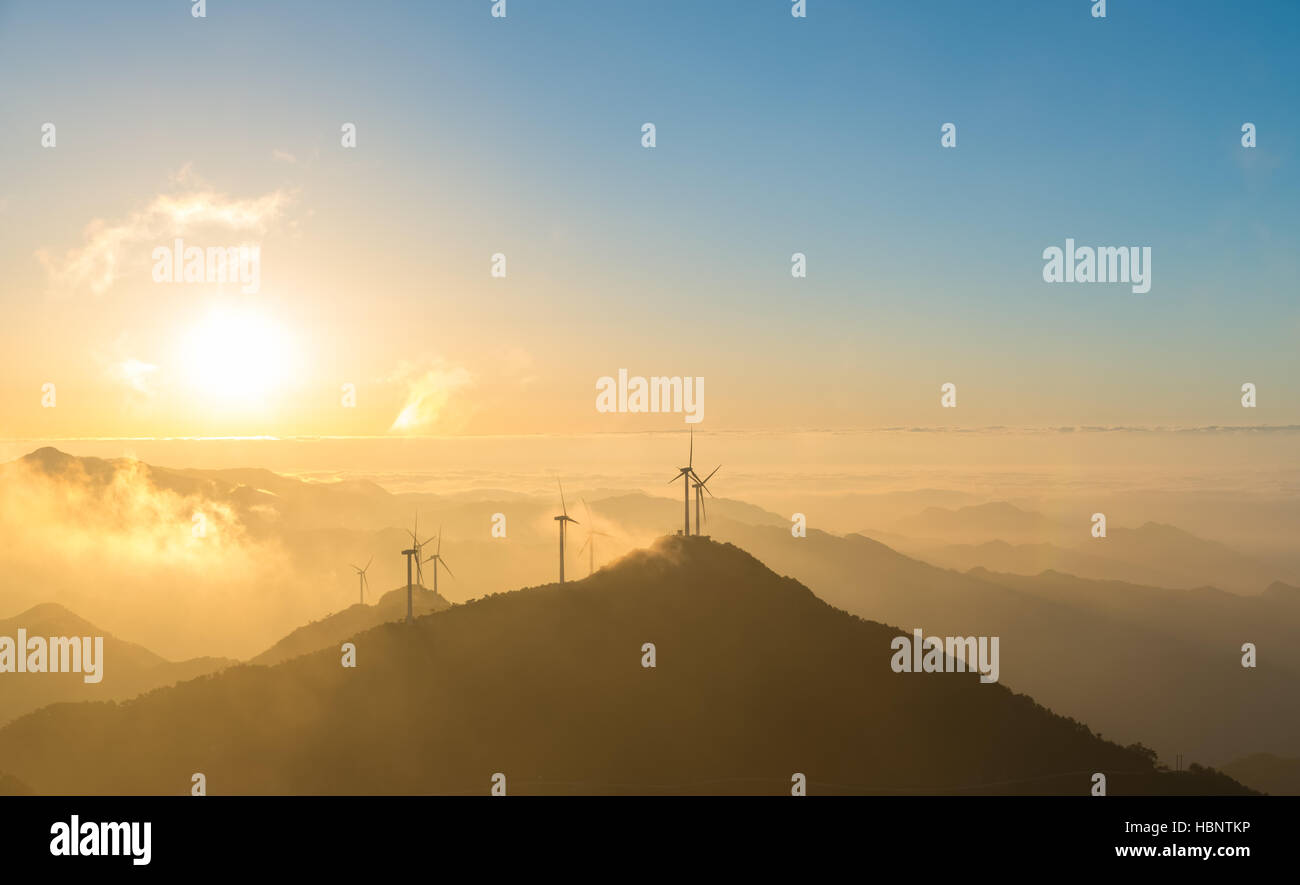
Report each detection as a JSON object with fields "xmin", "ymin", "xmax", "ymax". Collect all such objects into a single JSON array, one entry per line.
[
  {"xmin": 701, "ymin": 464, "xmax": 721, "ymax": 484},
  {"xmin": 440, "ymin": 558, "xmax": 455, "ymax": 579},
  {"xmin": 688, "ymin": 427, "xmax": 694, "ymax": 468},
  {"xmin": 437, "ymin": 528, "xmax": 442, "ymax": 555},
  {"xmin": 364, "ymin": 555, "xmax": 373, "ymax": 570}
]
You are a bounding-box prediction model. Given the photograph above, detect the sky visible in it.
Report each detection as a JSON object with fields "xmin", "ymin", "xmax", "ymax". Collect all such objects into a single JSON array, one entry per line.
[{"xmin": 0, "ymin": 0, "xmax": 1297, "ymax": 442}]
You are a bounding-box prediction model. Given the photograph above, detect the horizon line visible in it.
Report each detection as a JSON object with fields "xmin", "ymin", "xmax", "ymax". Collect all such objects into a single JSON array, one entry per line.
[{"xmin": 3, "ymin": 425, "xmax": 1300, "ymax": 444}]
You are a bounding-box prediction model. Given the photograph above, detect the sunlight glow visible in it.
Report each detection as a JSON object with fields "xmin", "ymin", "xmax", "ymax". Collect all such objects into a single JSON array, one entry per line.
[{"xmin": 180, "ymin": 305, "xmax": 295, "ymax": 404}]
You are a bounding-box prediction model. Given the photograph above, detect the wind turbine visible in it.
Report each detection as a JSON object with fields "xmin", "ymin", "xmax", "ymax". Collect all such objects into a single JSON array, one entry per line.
[
  {"xmin": 578, "ymin": 498, "xmax": 610, "ymax": 576},
  {"xmin": 349, "ymin": 556, "xmax": 373, "ymax": 605},
  {"xmin": 553, "ymin": 477, "xmax": 579, "ymax": 583},
  {"xmin": 692, "ymin": 465, "xmax": 720, "ymax": 536},
  {"xmin": 422, "ymin": 528, "xmax": 455, "ymax": 596},
  {"xmin": 668, "ymin": 427, "xmax": 699, "ymax": 535},
  {"xmin": 407, "ymin": 514, "xmax": 435, "ymax": 588},
  {"xmin": 400, "ymin": 546, "xmax": 418, "ymax": 623}
]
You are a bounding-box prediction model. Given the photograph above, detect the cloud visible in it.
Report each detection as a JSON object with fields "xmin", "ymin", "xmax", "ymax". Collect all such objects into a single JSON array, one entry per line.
[
  {"xmin": 388, "ymin": 362, "xmax": 475, "ymax": 433},
  {"xmin": 93, "ymin": 335, "xmax": 162, "ymax": 399},
  {"xmin": 271, "ymin": 149, "xmax": 298, "ymax": 165},
  {"xmin": 0, "ymin": 452, "xmax": 303, "ymax": 658},
  {"xmin": 36, "ymin": 171, "xmax": 294, "ymax": 296},
  {"xmin": 116, "ymin": 359, "xmax": 159, "ymax": 396}
]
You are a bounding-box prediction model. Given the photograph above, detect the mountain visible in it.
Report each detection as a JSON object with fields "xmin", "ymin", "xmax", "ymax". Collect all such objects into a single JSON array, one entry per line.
[
  {"xmin": 882, "ymin": 502, "xmax": 1295, "ymax": 593},
  {"xmin": 0, "ymin": 603, "xmax": 235, "ymax": 728},
  {"xmin": 704, "ymin": 521, "xmax": 1300, "ymax": 766},
  {"xmin": 1264, "ymin": 581, "xmax": 1300, "ymax": 602},
  {"xmin": 891, "ymin": 502, "xmax": 1064, "ymax": 543},
  {"xmin": 967, "ymin": 568, "xmax": 1300, "ymax": 674},
  {"xmin": 251, "ymin": 584, "xmax": 452, "ymax": 666},
  {"xmin": 1222, "ymin": 753, "xmax": 1300, "ymax": 796},
  {"xmin": 0, "ymin": 537, "xmax": 1248, "ymax": 795}
]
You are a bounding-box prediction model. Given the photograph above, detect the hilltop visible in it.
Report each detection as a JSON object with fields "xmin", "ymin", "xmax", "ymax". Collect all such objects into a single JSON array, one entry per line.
[
  {"xmin": 252, "ymin": 584, "xmax": 452, "ymax": 666},
  {"xmin": 0, "ymin": 537, "xmax": 1248, "ymax": 795}
]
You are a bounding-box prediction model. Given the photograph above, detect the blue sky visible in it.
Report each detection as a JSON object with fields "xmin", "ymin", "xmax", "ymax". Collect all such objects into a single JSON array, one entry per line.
[{"xmin": 0, "ymin": 0, "xmax": 1296, "ymax": 434}]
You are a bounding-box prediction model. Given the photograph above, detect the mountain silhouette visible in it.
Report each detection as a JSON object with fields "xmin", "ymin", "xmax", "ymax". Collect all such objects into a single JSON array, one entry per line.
[
  {"xmin": 0, "ymin": 602, "xmax": 234, "ymax": 727},
  {"xmin": 883, "ymin": 503, "xmax": 1295, "ymax": 594},
  {"xmin": 0, "ymin": 537, "xmax": 1249, "ymax": 795},
  {"xmin": 252, "ymin": 584, "xmax": 452, "ymax": 666},
  {"xmin": 700, "ymin": 521, "xmax": 1300, "ymax": 766}
]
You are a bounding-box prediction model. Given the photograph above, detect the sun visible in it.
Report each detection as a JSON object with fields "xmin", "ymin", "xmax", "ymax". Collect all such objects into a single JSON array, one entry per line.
[{"xmin": 180, "ymin": 305, "xmax": 295, "ymax": 403}]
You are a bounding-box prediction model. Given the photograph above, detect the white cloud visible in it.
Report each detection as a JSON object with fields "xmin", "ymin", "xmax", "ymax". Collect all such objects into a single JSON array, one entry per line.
[
  {"xmin": 36, "ymin": 170, "xmax": 295, "ymax": 296},
  {"xmin": 118, "ymin": 359, "xmax": 159, "ymax": 395},
  {"xmin": 388, "ymin": 361, "xmax": 475, "ymax": 433}
]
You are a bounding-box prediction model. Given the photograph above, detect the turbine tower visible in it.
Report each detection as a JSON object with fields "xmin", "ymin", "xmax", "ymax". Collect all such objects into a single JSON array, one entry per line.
[
  {"xmin": 400, "ymin": 546, "xmax": 418, "ymax": 623},
  {"xmin": 578, "ymin": 498, "xmax": 610, "ymax": 576},
  {"xmin": 407, "ymin": 514, "xmax": 435, "ymax": 588},
  {"xmin": 350, "ymin": 556, "xmax": 373, "ymax": 604},
  {"xmin": 692, "ymin": 465, "xmax": 720, "ymax": 536},
  {"xmin": 422, "ymin": 528, "xmax": 455, "ymax": 596},
  {"xmin": 669, "ymin": 427, "xmax": 701, "ymax": 535},
  {"xmin": 553, "ymin": 477, "xmax": 579, "ymax": 582}
]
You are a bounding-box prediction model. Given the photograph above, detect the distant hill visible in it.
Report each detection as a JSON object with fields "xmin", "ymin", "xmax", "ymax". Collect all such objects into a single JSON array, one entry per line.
[
  {"xmin": 706, "ymin": 521, "xmax": 1300, "ymax": 766},
  {"xmin": 880, "ymin": 503, "xmax": 1295, "ymax": 593},
  {"xmin": 0, "ymin": 537, "xmax": 1248, "ymax": 795},
  {"xmin": 0, "ymin": 603, "xmax": 235, "ymax": 727},
  {"xmin": 892, "ymin": 502, "xmax": 1063, "ymax": 543},
  {"xmin": 1222, "ymin": 753, "xmax": 1300, "ymax": 795},
  {"xmin": 252, "ymin": 584, "xmax": 452, "ymax": 666},
  {"xmin": 1264, "ymin": 581, "xmax": 1300, "ymax": 602}
]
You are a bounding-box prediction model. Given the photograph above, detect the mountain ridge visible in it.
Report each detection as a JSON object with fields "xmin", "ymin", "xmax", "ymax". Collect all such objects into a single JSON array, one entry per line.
[{"xmin": 0, "ymin": 536, "xmax": 1250, "ymax": 796}]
